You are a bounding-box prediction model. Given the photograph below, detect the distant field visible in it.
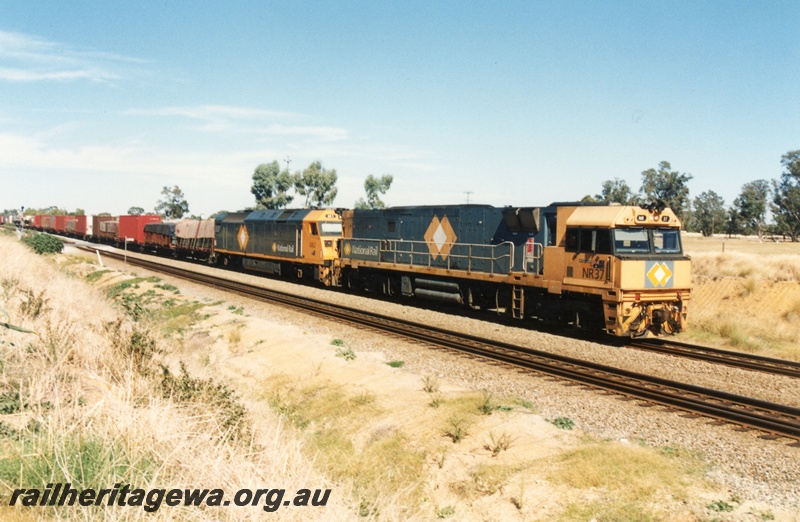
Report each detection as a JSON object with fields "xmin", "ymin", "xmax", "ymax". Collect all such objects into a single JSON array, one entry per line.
[
  {"xmin": 680, "ymin": 233, "xmax": 800, "ymax": 360},
  {"xmin": 683, "ymin": 233, "xmax": 800, "ymax": 255}
]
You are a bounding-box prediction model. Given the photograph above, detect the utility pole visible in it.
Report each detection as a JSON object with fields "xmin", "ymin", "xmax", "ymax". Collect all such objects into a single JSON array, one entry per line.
[{"xmin": 465, "ymin": 191, "xmax": 473, "ymax": 204}]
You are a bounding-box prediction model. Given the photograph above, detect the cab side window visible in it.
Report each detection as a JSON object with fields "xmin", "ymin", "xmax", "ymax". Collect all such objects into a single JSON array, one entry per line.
[
  {"xmin": 596, "ymin": 229, "xmax": 612, "ymax": 254},
  {"xmin": 567, "ymin": 227, "xmax": 612, "ymax": 254},
  {"xmin": 565, "ymin": 228, "xmax": 578, "ymax": 252},
  {"xmin": 578, "ymin": 229, "xmax": 595, "ymax": 253},
  {"xmin": 310, "ymin": 223, "xmax": 318, "ymax": 235}
]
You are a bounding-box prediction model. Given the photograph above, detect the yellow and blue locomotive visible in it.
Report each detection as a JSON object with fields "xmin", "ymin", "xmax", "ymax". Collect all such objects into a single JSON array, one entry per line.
[
  {"xmin": 214, "ymin": 208, "xmax": 343, "ymax": 286},
  {"xmin": 339, "ymin": 202, "xmax": 689, "ymax": 337}
]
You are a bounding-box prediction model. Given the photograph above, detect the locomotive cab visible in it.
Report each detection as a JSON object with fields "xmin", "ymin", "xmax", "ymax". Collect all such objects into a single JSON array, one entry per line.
[
  {"xmin": 545, "ymin": 204, "xmax": 690, "ymax": 336},
  {"xmin": 301, "ymin": 210, "xmax": 343, "ymax": 286}
]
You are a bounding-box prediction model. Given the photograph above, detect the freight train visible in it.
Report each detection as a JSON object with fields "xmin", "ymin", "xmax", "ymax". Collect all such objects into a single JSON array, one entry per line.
[{"xmin": 31, "ymin": 201, "xmax": 690, "ymax": 337}]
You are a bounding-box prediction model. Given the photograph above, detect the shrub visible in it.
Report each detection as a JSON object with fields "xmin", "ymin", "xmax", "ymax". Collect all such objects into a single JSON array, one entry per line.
[
  {"xmin": 478, "ymin": 389, "xmax": 495, "ymax": 415},
  {"xmin": 444, "ymin": 415, "xmax": 468, "ymax": 443},
  {"xmin": 707, "ymin": 500, "xmax": 734, "ymax": 512},
  {"xmin": 21, "ymin": 232, "xmax": 63, "ymax": 255},
  {"xmin": 484, "ymin": 431, "xmax": 514, "ymax": 456},
  {"xmin": 159, "ymin": 362, "xmax": 250, "ymax": 442},
  {"xmin": 422, "ymin": 375, "xmax": 440, "ymax": 393},
  {"xmin": 551, "ymin": 416, "xmax": 575, "ymax": 430},
  {"xmin": 335, "ymin": 346, "xmax": 356, "ymax": 361}
]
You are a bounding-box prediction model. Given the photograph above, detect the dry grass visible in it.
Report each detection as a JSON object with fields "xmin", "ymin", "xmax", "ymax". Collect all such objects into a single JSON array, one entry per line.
[
  {"xmin": 683, "ymin": 238, "xmax": 800, "ymax": 360},
  {"xmin": 548, "ymin": 440, "xmax": 707, "ymax": 522},
  {"xmin": 0, "ymin": 236, "xmax": 353, "ymax": 520},
  {"xmin": 690, "ymin": 251, "xmax": 800, "ymax": 282},
  {"xmin": 264, "ymin": 376, "xmax": 427, "ymax": 519}
]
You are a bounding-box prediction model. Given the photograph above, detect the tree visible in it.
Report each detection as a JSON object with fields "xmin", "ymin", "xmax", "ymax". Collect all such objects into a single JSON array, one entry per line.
[
  {"xmin": 596, "ymin": 178, "xmax": 639, "ymax": 205},
  {"xmin": 154, "ymin": 185, "xmax": 189, "ymax": 219},
  {"xmin": 772, "ymin": 150, "xmax": 800, "ymax": 241},
  {"xmin": 639, "ymin": 161, "xmax": 693, "ymax": 225},
  {"xmin": 355, "ymin": 174, "xmax": 394, "ymax": 210},
  {"xmin": 733, "ymin": 180, "xmax": 770, "ymax": 239},
  {"xmin": 251, "ymin": 161, "xmax": 295, "ymax": 209},
  {"xmin": 725, "ymin": 207, "xmax": 744, "ymax": 237},
  {"xmin": 294, "ymin": 161, "xmax": 338, "ymax": 208},
  {"xmin": 128, "ymin": 206, "xmax": 145, "ymax": 215},
  {"xmin": 692, "ymin": 190, "xmax": 726, "ymax": 237}
]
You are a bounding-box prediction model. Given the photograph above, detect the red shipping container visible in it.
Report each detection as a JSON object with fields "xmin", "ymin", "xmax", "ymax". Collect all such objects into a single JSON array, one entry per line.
[
  {"xmin": 55, "ymin": 215, "xmax": 68, "ymax": 233},
  {"xmin": 33, "ymin": 215, "xmax": 42, "ymax": 228},
  {"xmin": 44, "ymin": 216, "xmax": 56, "ymax": 231},
  {"xmin": 118, "ymin": 215, "xmax": 162, "ymax": 244},
  {"xmin": 70, "ymin": 215, "xmax": 91, "ymax": 236}
]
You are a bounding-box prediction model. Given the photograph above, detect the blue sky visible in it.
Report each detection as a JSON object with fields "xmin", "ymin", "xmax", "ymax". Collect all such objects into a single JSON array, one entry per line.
[{"xmin": 1, "ymin": 1, "xmax": 798, "ymax": 216}]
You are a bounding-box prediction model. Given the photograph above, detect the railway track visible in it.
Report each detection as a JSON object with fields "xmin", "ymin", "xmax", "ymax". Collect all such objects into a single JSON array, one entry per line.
[
  {"xmin": 628, "ymin": 338, "xmax": 800, "ymax": 379},
  {"xmin": 79, "ymin": 244, "xmax": 800, "ymax": 444}
]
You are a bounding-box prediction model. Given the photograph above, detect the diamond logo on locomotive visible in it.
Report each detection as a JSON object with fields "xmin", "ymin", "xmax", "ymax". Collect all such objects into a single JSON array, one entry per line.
[
  {"xmin": 237, "ymin": 225, "xmax": 249, "ymax": 250},
  {"xmin": 645, "ymin": 261, "xmax": 674, "ymax": 288},
  {"xmin": 423, "ymin": 215, "xmax": 457, "ymax": 260}
]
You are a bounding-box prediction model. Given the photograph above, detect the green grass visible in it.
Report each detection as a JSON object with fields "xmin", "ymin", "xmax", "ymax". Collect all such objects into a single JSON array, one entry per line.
[
  {"xmin": 85, "ymin": 269, "xmax": 112, "ymax": 283},
  {"xmin": 106, "ymin": 278, "xmax": 149, "ymax": 298},
  {"xmin": 335, "ymin": 346, "xmax": 356, "ymax": 361},
  {"xmin": 0, "ymin": 433, "xmax": 158, "ymax": 518},
  {"xmin": 154, "ymin": 282, "xmax": 180, "ymax": 294},
  {"xmin": 551, "ymin": 416, "xmax": 575, "ymax": 430}
]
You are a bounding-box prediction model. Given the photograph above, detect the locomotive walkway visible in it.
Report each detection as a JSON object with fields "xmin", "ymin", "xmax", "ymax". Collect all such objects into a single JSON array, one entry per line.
[{"xmin": 78, "ymin": 244, "xmax": 800, "ymax": 445}]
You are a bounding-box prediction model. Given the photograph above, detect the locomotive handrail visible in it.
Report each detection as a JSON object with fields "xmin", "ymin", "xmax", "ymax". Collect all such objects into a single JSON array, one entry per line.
[
  {"xmin": 347, "ymin": 238, "xmax": 515, "ymax": 274},
  {"xmin": 522, "ymin": 241, "xmax": 544, "ymax": 274}
]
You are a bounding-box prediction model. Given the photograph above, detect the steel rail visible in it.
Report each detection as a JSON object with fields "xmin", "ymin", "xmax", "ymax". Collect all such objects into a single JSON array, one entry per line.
[
  {"xmin": 626, "ymin": 338, "xmax": 800, "ymax": 379},
  {"xmin": 80, "ymin": 245, "xmax": 800, "ymax": 442}
]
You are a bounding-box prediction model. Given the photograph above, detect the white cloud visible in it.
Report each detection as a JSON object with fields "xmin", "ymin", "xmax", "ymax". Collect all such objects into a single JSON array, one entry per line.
[
  {"xmin": 129, "ymin": 105, "xmax": 296, "ymax": 121},
  {"xmin": 128, "ymin": 104, "xmax": 350, "ymax": 141},
  {"xmin": 0, "ymin": 30, "xmax": 146, "ymax": 84}
]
